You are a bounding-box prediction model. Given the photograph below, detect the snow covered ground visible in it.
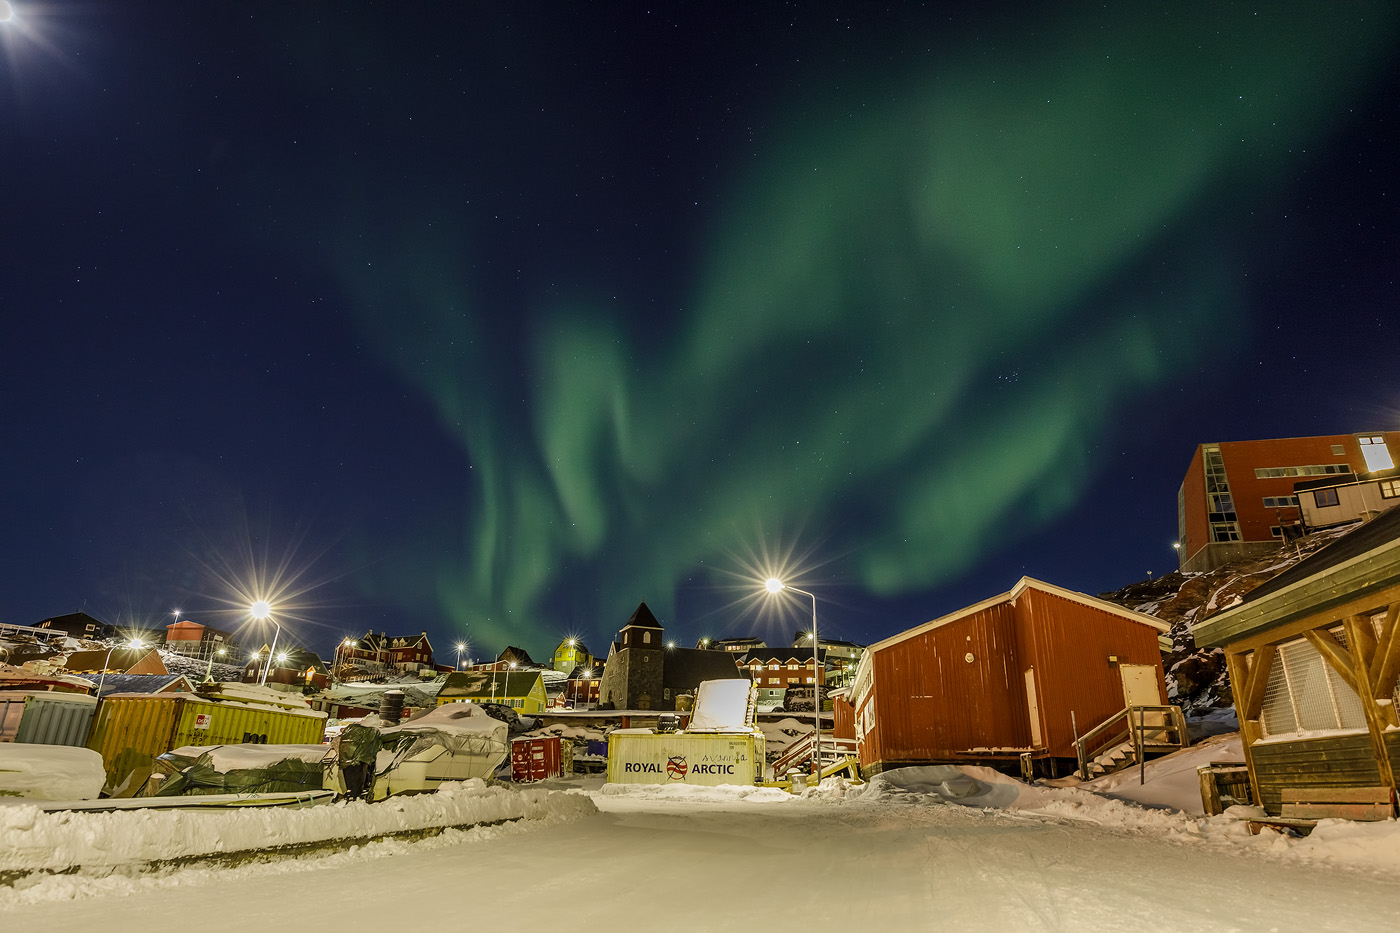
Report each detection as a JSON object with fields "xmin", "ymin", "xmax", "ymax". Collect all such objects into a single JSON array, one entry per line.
[{"xmin": 2, "ymin": 760, "xmax": 1399, "ymax": 930}]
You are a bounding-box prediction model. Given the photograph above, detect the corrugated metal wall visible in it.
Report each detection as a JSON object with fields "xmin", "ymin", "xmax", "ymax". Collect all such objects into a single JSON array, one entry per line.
[
  {"xmin": 88, "ymin": 695, "xmax": 326, "ymax": 785},
  {"xmin": 15, "ymin": 694, "xmax": 97, "ymax": 746},
  {"xmin": 1020, "ymin": 588, "xmax": 1165, "ymax": 758},
  {"xmin": 869, "ymin": 601, "xmax": 1028, "ymax": 764},
  {"xmin": 860, "ymin": 586, "xmax": 1167, "ymax": 769}
]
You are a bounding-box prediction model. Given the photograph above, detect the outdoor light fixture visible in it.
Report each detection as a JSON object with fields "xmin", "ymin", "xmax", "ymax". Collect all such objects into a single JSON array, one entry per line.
[
  {"xmin": 763, "ymin": 578, "xmax": 822, "ymax": 781},
  {"xmin": 96, "ymin": 638, "xmax": 144, "ymax": 700},
  {"xmin": 251, "ymin": 601, "xmax": 281, "ymax": 686},
  {"xmin": 203, "ymin": 647, "xmax": 227, "ymax": 683},
  {"xmin": 456, "ymin": 642, "xmax": 467, "ymax": 670}
]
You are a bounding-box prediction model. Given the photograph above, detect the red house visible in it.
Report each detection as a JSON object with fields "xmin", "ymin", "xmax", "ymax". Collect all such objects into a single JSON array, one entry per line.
[{"xmin": 851, "ymin": 577, "xmax": 1172, "ymax": 778}]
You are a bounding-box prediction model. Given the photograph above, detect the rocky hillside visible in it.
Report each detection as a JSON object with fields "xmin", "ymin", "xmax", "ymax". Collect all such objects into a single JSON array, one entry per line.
[{"xmin": 1100, "ymin": 524, "xmax": 1358, "ymax": 714}]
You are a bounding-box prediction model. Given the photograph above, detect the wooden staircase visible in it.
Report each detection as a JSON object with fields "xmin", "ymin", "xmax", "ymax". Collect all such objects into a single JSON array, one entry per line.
[{"xmin": 1075, "ymin": 705, "xmax": 1188, "ymax": 780}]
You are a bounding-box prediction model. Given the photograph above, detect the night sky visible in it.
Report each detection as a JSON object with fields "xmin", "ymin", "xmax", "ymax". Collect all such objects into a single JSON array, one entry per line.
[{"xmin": 2, "ymin": 2, "xmax": 1397, "ymax": 661}]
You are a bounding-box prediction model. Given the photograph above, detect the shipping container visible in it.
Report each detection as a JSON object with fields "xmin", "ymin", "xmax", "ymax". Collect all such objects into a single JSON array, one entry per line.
[
  {"xmin": 511, "ymin": 735, "xmax": 570, "ymax": 782},
  {"xmin": 605, "ymin": 730, "xmax": 764, "ymax": 786},
  {"xmin": 1, "ymin": 692, "xmax": 99, "ymax": 746},
  {"xmin": 87, "ymin": 693, "xmax": 326, "ymax": 792}
]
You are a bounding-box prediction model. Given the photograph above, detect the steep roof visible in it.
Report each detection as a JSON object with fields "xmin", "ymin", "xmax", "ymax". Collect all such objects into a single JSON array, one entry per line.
[
  {"xmin": 439, "ymin": 669, "xmax": 544, "ymax": 698},
  {"xmin": 1194, "ymin": 509, "xmax": 1400, "ymax": 648},
  {"xmin": 662, "ymin": 647, "xmax": 746, "ymax": 693},
  {"xmin": 738, "ymin": 648, "xmax": 828, "ymax": 665},
  {"xmin": 866, "ymin": 576, "xmax": 1168, "ymax": 654},
  {"xmin": 623, "ymin": 601, "xmax": 662, "ymax": 629}
]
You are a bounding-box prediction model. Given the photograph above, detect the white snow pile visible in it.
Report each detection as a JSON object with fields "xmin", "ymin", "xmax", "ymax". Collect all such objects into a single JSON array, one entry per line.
[
  {"xmin": 841, "ymin": 764, "xmax": 1400, "ymax": 872},
  {"xmin": 0, "ymin": 779, "xmax": 596, "ymax": 877},
  {"xmin": 164, "ymin": 744, "xmax": 333, "ymax": 771},
  {"xmin": 0, "ymin": 746, "xmax": 106, "ymax": 801},
  {"xmin": 598, "ymin": 781, "xmax": 795, "ymax": 803}
]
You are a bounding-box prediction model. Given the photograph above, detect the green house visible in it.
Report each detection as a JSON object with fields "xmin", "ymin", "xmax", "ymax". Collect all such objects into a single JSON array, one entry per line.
[{"xmin": 437, "ymin": 670, "xmax": 547, "ymax": 714}]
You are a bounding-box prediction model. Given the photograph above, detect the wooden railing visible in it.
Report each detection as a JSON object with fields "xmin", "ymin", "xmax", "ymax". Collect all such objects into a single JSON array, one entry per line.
[{"xmin": 1074, "ymin": 705, "xmax": 1188, "ymax": 780}]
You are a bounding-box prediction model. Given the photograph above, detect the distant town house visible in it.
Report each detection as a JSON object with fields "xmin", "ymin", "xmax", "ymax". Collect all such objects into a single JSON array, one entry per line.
[{"xmin": 162, "ymin": 619, "xmax": 241, "ymax": 662}]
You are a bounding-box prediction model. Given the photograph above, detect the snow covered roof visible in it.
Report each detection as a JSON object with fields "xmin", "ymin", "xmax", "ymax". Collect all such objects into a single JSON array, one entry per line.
[{"xmin": 866, "ymin": 576, "xmax": 1168, "ymax": 655}]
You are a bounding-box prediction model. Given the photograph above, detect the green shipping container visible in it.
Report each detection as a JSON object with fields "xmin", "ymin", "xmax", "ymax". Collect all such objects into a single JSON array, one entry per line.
[{"xmin": 88, "ymin": 694, "xmax": 326, "ymax": 793}]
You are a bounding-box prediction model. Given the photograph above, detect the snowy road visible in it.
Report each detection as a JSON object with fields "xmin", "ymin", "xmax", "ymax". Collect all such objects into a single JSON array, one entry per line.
[{"xmin": 4, "ymin": 778, "xmax": 1399, "ymax": 932}]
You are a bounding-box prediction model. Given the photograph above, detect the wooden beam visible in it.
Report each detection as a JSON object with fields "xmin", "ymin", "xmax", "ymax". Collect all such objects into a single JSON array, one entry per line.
[
  {"xmin": 1368, "ymin": 602, "xmax": 1400, "ymax": 696},
  {"xmin": 1349, "ymin": 612, "xmax": 1378, "ymax": 673},
  {"xmin": 1342, "ymin": 614, "xmax": 1397, "ymax": 794},
  {"xmin": 1240, "ymin": 645, "xmax": 1276, "ymax": 721},
  {"xmin": 1224, "ymin": 651, "xmax": 1264, "ymax": 813},
  {"xmin": 1303, "ymin": 628, "xmax": 1359, "ymax": 695}
]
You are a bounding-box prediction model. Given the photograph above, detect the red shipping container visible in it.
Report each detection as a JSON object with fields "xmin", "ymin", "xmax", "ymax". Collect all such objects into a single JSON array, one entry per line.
[{"xmin": 511, "ymin": 735, "xmax": 562, "ymax": 783}]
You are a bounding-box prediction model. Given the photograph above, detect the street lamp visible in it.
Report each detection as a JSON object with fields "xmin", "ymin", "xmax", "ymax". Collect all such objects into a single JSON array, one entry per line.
[
  {"xmin": 96, "ymin": 638, "xmax": 144, "ymax": 699},
  {"xmin": 577, "ymin": 667, "xmax": 594, "ymax": 709},
  {"xmin": 765, "ymin": 577, "xmax": 822, "ymax": 782},
  {"xmin": 203, "ymin": 647, "xmax": 227, "ymax": 683},
  {"xmin": 251, "ymin": 601, "xmax": 280, "ymax": 686},
  {"xmin": 455, "ymin": 642, "xmax": 467, "ymax": 670}
]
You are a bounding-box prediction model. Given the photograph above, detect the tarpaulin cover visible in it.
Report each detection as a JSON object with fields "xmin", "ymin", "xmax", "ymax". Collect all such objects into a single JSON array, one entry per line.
[{"xmin": 155, "ymin": 745, "xmax": 331, "ymax": 796}]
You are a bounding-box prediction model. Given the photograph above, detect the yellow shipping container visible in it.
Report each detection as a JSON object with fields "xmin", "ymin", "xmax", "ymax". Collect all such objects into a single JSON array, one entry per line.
[{"xmin": 88, "ymin": 694, "xmax": 326, "ymax": 793}]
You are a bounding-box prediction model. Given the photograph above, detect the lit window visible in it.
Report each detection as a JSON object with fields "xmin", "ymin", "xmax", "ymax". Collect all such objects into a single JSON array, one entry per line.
[
  {"xmin": 643, "ymin": 631, "xmax": 651, "ymax": 644},
  {"xmin": 1359, "ymin": 435, "xmax": 1394, "ymax": 472},
  {"xmin": 1381, "ymin": 480, "xmax": 1400, "ymax": 499},
  {"xmin": 1315, "ymin": 488, "xmax": 1340, "ymax": 508}
]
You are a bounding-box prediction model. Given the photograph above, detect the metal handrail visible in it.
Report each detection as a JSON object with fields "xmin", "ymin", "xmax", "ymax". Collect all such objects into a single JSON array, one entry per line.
[{"xmin": 1075, "ymin": 705, "xmax": 1187, "ymax": 780}]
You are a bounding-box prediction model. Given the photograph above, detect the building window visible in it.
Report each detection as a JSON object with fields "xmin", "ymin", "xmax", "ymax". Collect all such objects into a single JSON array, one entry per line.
[
  {"xmin": 643, "ymin": 631, "xmax": 651, "ymax": 644},
  {"xmin": 1359, "ymin": 435, "xmax": 1395, "ymax": 472},
  {"xmin": 1331, "ymin": 444, "xmax": 1346, "ymax": 456},
  {"xmin": 1314, "ymin": 488, "xmax": 1340, "ymax": 508},
  {"xmin": 1259, "ymin": 632, "xmax": 1366, "ymax": 736},
  {"xmin": 1270, "ymin": 526, "xmax": 1282, "ymax": 538},
  {"xmin": 1254, "ymin": 464, "xmax": 1352, "ymax": 479},
  {"xmin": 1210, "ymin": 523, "xmax": 1241, "ymax": 543},
  {"xmin": 1262, "ymin": 496, "xmax": 1299, "ymax": 509},
  {"xmin": 1381, "ymin": 480, "xmax": 1400, "ymax": 499}
]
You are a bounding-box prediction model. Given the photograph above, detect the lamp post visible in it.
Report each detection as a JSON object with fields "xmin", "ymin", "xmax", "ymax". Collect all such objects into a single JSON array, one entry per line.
[
  {"xmin": 578, "ymin": 667, "xmax": 594, "ymax": 710},
  {"xmin": 96, "ymin": 638, "xmax": 143, "ymax": 699},
  {"xmin": 251, "ymin": 601, "xmax": 280, "ymax": 686},
  {"xmin": 455, "ymin": 642, "xmax": 467, "ymax": 671},
  {"xmin": 765, "ymin": 578, "xmax": 822, "ymax": 781},
  {"xmin": 203, "ymin": 647, "xmax": 227, "ymax": 683}
]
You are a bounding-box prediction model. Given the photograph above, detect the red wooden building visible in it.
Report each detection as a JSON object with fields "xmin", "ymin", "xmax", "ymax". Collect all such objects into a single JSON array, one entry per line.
[{"xmin": 850, "ymin": 577, "xmax": 1169, "ymax": 777}]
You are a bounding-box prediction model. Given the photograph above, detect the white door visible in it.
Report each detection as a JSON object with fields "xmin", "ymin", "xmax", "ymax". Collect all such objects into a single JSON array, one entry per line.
[
  {"xmin": 1119, "ymin": 664, "xmax": 1161, "ymax": 707},
  {"xmin": 1024, "ymin": 669, "xmax": 1042, "ymax": 748}
]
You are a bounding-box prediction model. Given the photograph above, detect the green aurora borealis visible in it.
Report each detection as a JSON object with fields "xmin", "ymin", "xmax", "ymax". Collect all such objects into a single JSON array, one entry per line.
[{"xmin": 297, "ymin": 5, "xmax": 1397, "ymax": 649}]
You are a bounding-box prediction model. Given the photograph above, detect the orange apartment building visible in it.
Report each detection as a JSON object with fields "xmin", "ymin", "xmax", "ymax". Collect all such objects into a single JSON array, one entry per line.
[{"xmin": 1177, "ymin": 432, "xmax": 1400, "ymax": 573}]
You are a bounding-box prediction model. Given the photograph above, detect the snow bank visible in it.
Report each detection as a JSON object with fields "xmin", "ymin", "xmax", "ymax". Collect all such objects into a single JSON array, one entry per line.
[
  {"xmin": 599, "ymin": 781, "xmax": 794, "ymax": 803},
  {"xmin": 1075, "ymin": 732, "xmax": 1244, "ymax": 815},
  {"xmin": 0, "ymin": 746, "xmax": 106, "ymax": 801},
  {"xmin": 848, "ymin": 764, "xmax": 1400, "ymax": 872},
  {"xmin": 0, "ymin": 779, "xmax": 596, "ymax": 876}
]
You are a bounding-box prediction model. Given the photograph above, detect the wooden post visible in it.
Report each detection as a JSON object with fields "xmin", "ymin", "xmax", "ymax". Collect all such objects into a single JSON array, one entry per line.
[
  {"xmin": 1225, "ymin": 650, "xmax": 1266, "ymax": 812},
  {"xmin": 1342, "ymin": 613, "xmax": 1397, "ymax": 795},
  {"xmin": 1198, "ymin": 765, "xmax": 1222, "ymax": 816}
]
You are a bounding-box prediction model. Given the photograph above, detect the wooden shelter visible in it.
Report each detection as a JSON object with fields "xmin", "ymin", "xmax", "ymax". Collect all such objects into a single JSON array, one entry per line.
[
  {"xmin": 850, "ymin": 577, "xmax": 1171, "ymax": 777},
  {"xmin": 1193, "ymin": 509, "xmax": 1400, "ymax": 816}
]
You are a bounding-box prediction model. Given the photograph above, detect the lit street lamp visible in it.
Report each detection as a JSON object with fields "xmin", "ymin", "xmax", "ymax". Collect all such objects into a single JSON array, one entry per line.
[
  {"xmin": 765, "ymin": 578, "xmax": 822, "ymax": 781},
  {"xmin": 203, "ymin": 647, "xmax": 227, "ymax": 683},
  {"xmin": 251, "ymin": 600, "xmax": 280, "ymax": 686},
  {"xmin": 577, "ymin": 667, "xmax": 594, "ymax": 710},
  {"xmin": 456, "ymin": 642, "xmax": 467, "ymax": 670},
  {"xmin": 96, "ymin": 638, "xmax": 144, "ymax": 699}
]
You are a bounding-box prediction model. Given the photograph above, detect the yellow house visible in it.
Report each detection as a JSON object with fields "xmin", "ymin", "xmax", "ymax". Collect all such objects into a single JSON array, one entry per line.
[
  {"xmin": 436, "ymin": 670, "xmax": 547, "ymax": 714},
  {"xmin": 552, "ymin": 639, "xmax": 593, "ymax": 674}
]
